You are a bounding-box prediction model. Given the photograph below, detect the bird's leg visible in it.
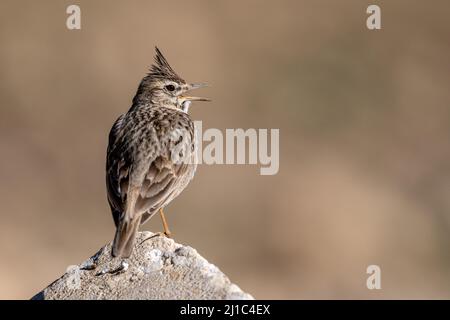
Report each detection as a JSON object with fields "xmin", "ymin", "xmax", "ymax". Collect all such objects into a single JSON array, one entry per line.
[
  {"xmin": 159, "ymin": 208, "xmax": 172, "ymax": 238},
  {"xmin": 139, "ymin": 209, "xmax": 173, "ymax": 246}
]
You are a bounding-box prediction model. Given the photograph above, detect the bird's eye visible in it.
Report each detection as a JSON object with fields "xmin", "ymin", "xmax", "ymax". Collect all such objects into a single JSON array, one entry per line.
[{"xmin": 165, "ymin": 84, "xmax": 176, "ymax": 92}]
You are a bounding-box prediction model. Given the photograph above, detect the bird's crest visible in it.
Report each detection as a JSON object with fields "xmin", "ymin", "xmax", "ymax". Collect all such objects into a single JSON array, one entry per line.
[{"xmin": 148, "ymin": 47, "xmax": 185, "ymax": 83}]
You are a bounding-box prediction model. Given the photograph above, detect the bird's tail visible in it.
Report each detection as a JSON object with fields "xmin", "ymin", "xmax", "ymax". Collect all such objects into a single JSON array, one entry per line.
[{"xmin": 112, "ymin": 215, "xmax": 142, "ymax": 258}]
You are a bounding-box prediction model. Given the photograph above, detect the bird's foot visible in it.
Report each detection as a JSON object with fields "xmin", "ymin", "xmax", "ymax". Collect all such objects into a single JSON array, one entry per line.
[
  {"xmin": 139, "ymin": 231, "xmax": 172, "ymax": 246},
  {"xmin": 156, "ymin": 230, "xmax": 173, "ymax": 239},
  {"xmin": 95, "ymin": 259, "xmax": 129, "ymax": 276},
  {"xmin": 80, "ymin": 246, "xmax": 105, "ymax": 271}
]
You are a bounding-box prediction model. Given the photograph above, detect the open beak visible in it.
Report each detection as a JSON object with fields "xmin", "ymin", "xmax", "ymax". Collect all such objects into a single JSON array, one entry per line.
[{"xmin": 180, "ymin": 83, "xmax": 211, "ymax": 102}]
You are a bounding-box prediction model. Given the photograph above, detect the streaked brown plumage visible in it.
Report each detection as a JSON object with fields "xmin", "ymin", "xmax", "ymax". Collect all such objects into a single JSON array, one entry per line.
[{"xmin": 106, "ymin": 47, "xmax": 209, "ymax": 258}]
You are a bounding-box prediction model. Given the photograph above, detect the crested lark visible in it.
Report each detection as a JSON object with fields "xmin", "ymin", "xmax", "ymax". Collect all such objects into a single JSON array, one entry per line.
[{"xmin": 106, "ymin": 47, "xmax": 209, "ymax": 258}]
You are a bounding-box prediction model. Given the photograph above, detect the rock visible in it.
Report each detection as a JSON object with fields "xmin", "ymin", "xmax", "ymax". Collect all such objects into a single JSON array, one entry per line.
[{"xmin": 32, "ymin": 231, "xmax": 254, "ymax": 300}]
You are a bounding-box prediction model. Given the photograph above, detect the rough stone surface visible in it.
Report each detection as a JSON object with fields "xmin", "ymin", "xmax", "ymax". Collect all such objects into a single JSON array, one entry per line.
[{"xmin": 32, "ymin": 231, "xmax": 253, "ymax": 300}]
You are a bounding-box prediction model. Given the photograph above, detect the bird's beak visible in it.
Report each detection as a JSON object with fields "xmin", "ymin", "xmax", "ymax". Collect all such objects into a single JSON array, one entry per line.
[
  {"xmin": 180, "ymin": 83, "xmax": 211, "ymax": 102},
  {"xmin": 180, "ymin": 96, "xmax": 211, "ymax": 102}
]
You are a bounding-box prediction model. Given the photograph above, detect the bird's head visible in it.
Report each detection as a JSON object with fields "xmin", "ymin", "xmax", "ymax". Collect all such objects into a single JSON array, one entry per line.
[{"xmin": 133, "ymin": 47, "xmax": 209, "ymax": 113}]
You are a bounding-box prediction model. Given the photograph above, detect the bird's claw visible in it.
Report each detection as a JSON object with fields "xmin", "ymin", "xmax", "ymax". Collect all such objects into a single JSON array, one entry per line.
[{"xmin": 95, "ymin": 259, "xmax": 129, "ymax": 276}]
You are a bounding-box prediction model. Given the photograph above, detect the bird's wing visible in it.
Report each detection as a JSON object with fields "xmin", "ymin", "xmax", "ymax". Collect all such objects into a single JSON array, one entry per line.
[
  {"xmin": 106, "ymin": 114, "xmax": 128, "ymax": 227},
  {"xmin": 135, "ymin": 125, "xmax": 196, "ymax": 218}
]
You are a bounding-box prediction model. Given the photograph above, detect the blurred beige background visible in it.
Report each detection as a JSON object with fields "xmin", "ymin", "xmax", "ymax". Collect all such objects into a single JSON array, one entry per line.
[{"xmin": 1, "ymin": 0, "xmax": 450, "ymax": 299}]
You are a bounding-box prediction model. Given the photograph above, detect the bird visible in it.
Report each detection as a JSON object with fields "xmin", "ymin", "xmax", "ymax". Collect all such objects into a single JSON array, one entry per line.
[{"xmin": 106, "ymin": 47, "xmax": 209, "ymax": 258}]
